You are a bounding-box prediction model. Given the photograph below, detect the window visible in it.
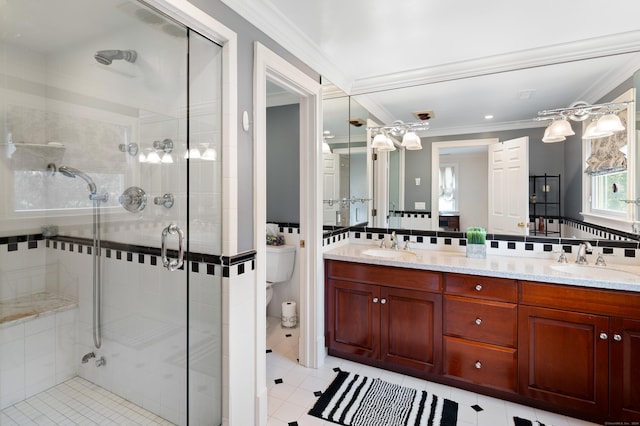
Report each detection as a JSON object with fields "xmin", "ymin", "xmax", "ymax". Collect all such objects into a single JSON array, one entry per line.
[
  {"xmin": 439, "ymin": 163, "xmax": 457, "ymax": 212},
  {"xmin": 582, "ymin": 88, "xmax": 636, "ymax": 232}
]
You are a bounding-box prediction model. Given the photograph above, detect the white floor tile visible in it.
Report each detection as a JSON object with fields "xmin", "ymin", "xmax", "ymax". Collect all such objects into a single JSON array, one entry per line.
[{"xmin": 265, "ymin": 316, "xmax": 601, "ymax": 426}]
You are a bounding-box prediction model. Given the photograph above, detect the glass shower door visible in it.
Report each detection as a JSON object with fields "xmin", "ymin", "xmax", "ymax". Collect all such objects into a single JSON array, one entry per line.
[{"xmin": 0, "ymin": 1, "xmax": 222, "ymax": 425}]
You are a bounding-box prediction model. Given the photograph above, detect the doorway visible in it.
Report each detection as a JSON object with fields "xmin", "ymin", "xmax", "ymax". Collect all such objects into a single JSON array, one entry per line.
[{"xmin": 254, "ymin": 42, "xmax": 322, "ymax": 425}]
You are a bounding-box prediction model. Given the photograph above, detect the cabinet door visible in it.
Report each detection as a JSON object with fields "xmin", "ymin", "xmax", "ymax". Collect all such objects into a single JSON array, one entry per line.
[
  {"xmin": 380, "ymin": 287, "xmax": 442, "ymax": 374},
  {"xmin": 326, "ymin": 279, "xmax": 380, "ymax": 359},
  {"xmin": 610, "ymin": 318, "xmax": 640, "ymax": 420},
  {"xmin": 518, "ymin": 306, "xmax": 609, "ymax": 418}
]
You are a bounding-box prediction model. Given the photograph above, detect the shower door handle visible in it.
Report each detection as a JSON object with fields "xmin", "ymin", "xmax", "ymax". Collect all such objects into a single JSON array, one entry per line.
[{"xmin": 161, "ymin": 223, "xmax": 185, "ymax": 271}]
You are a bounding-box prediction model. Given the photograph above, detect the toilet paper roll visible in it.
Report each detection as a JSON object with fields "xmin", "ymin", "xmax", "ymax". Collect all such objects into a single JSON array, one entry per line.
[{"xmin": 281, "ymin": 301, "xmax": 297, "ymax": 328}]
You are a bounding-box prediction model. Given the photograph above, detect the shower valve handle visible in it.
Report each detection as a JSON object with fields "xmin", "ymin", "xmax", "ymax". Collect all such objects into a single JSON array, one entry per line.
[{"xmin": 161, "ymin": 223, "xmax": 185, "ymax": 271}]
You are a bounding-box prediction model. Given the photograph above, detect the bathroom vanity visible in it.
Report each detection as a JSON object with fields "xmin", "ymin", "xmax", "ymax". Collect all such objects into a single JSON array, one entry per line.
[{"xmin": 324, "ymin": 245, "xmax": 640, "ymax": 423}]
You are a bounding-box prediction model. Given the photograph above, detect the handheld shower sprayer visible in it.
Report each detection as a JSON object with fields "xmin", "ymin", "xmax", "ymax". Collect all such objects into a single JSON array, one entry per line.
[
  {"xmin": 94, "ymin": 49, "xmax": 137, "ymax": 66},
  {"xmin": 58, "ymin": 166, "xmax": 97, "ymax": 194}
]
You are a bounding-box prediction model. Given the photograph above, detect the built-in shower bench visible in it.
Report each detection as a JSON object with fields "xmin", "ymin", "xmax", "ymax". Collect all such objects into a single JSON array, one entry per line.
[{"xmin": 0, "ymin": 292, "xmax": 77, "ymax": 327}]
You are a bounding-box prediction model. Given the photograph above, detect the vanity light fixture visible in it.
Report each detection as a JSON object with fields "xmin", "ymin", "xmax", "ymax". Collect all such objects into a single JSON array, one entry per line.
[
  {"xmin": 536, "ymin": 100, "xmax": 633, "ymax": 142},
  {"xmin": 322, "ymin": 130, "xmax": 334, "ymax": 154},
  {"xmin": 371, "ymin": 134, "xmax": 396, "ymax": 151},
  {"xmin": 401, "ymin": 131, "xmax": 422, "ymax": 150},
  {"xmin": 582, "ymin": 118, "xmax": 613, "ymax": 140},
  {"xmin": 118, "ymin": 143, "xmax": 139, "ymax": 156},
  {"xmin": 369, "ymin": 120, "xmax": 427, "ymax": 151},
  {"xmin": 202, "ymin": 145, "xmax": 217, "ymax": 161}
]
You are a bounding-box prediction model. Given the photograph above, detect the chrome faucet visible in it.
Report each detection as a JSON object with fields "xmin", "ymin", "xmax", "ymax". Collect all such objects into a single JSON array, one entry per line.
[
  {"xmin": 575, "ymin": 242, "xmax": 593, "ymax": 265},
  {"xmin": 390, "ymin": 231, "xmax": 399, "ymax": 250}
]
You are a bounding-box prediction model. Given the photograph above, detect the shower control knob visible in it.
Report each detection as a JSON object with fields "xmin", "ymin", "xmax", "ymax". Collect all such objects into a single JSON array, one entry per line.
[
  {"xmin": 154, "ymin": 193, "xmax": 174, "ymax": 209},
  {"xmin": 119, "ymin": 186, "xmax": 147, "ymax": 213}
]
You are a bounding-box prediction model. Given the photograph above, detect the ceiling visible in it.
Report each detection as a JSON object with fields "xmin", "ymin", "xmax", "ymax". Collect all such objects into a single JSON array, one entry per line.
[{"xmin": 223, "ymin": 0, "xmax": 640, "ymax": 139}]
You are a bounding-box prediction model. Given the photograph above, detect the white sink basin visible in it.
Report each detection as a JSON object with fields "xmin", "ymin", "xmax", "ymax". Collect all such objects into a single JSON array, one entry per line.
[
  {"xmin": 361, "ymin": 248, "xmax": 417, "ymax": 260},
  {"xmin": 550, "ymin": 263, "xmax": 640, "ymax": 281}
]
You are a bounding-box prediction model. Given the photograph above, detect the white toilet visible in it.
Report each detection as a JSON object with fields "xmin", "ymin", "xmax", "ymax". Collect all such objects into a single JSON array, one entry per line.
[{"xmin": 265, "ymin": 244, "xmax": 296, "ymax": 308}]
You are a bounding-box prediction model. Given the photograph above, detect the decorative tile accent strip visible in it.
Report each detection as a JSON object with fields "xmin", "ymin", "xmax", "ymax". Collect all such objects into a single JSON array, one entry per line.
[{"xmin": 4, "ymin": 234, "xmax": 248, "ymax": 276}]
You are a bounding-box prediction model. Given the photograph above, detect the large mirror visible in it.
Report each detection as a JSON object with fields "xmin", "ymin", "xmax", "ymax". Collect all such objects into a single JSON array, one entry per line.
[
  {"xmin": 322, "ymin": 85, "xmax": 372, "ymax": 228},
  {"xmin": 332, "ymin": 52, "xmax": 640, "ymax": 238}
]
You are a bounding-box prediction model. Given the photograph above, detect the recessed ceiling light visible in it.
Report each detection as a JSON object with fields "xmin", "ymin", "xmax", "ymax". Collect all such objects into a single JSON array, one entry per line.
[{"xmin": 484, "ymin": 115, "xmax": 494, "ymax": 120}]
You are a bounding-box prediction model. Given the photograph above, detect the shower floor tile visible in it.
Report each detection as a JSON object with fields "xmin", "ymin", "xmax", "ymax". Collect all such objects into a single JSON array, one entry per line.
[{"xmin": 0, "ymin": 376, "xmax": 174, "ymax": 425}]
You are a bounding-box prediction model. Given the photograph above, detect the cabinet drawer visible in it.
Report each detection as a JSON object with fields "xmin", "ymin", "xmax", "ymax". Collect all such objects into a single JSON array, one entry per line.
[
  {"xmin": 444, "ymin": 273, "xmax": 517, "ymax": 302},
  {"xmin": 444, "ymin": 336, "xmax": 517, "ymax": 392},
  {"xmin": 326, "ymin": 260, "xmax": 442, "ymax": 292},
  {"xmin": 444, "ymin": 296, "xmax": 517, "ymax": 347}
]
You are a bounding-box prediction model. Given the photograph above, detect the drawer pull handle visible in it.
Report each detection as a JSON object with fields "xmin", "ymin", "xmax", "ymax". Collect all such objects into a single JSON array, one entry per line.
[
  {"xmin": 614, "ymin": 333, "xmax": 622, "ymax": 341},
  {"xmin": 599, "ymin": 332, "xmax": 608, "ymax": 340},
  {"xmin": 475, "ymin": 284, "xmax": 483, "ymax": 291},
  {"xmin": 373, "ymin": 297, "xmax": 379, "ymax": 303},
  {"xmin": 475, "ymin": 361, "xmax": 482, "ymax": 369},
  {"xmin": 380, "ymin": 298, "xmax": 387, "ymax": 304},
  {"xmin": 475, "ymin": 318, "xmax": 482, "ymax": 326}
]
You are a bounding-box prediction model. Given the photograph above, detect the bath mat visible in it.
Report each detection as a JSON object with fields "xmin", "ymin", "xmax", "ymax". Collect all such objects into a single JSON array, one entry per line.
[
  {"xmin": 308, "ymin": 370, "xmax": 458, "ymax": 426},
  {"xmin": 513, "ymin": 416, "xmax": 547, "ymax": 426}
]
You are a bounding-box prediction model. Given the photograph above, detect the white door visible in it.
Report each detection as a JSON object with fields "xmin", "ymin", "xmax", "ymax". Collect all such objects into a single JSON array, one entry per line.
[
  {"xmin": 488, "ymin": 137, "xmax": 529, "ymax": 234},
  {"xmin": 323, "ymin": 152, "xmax": 340, "ymax": 224}
]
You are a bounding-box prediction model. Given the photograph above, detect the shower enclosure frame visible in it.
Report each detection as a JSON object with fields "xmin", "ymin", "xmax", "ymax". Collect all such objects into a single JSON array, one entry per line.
[{"xmin": 0, "ymin": 0, "xmax": 237, "ymax": 424}]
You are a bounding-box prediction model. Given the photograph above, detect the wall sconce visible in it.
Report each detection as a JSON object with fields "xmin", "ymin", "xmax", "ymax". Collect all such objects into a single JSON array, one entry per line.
[
  {"xmin": 118, "ymin": 143, "xmax": 139, "ymax": 156},
  {"xmin": 368, "ymin": 120, "xmax": 427, "ymax": 151},
  {"xmin": 536, "ymin": 100, "xmax": 633, "ymax": 143}
]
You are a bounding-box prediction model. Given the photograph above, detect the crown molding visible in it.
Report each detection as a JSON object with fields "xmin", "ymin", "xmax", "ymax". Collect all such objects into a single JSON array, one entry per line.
[
  {"xmin": 350, "ymin": 31, "xmax": 640, "ymax": 95},
  {"xmin": 220, "ymin": 0, "xmax": 353, "ymax": 92}
]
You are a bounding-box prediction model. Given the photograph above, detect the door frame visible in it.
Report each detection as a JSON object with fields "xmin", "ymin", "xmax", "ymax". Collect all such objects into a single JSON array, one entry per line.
[
  {"xmin": 254, "ymin": 42, "xmax": 322, "ymax": 425},
  {"xmin": 431, "ymin": 138, "xmax": 498, "ymax": 230}
]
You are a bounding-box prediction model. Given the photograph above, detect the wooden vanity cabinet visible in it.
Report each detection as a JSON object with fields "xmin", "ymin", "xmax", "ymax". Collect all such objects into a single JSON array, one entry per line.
[
  {"xmin": 443, "ymin": 274, "xmax": 518, "ymax": 392},
  {"xmin": 519, "ymin": 281, "xmax": 640, "ymax": 421},
  {"xmin": 325, "ymin": 260, "xmax": 442, "ymax": 376}
]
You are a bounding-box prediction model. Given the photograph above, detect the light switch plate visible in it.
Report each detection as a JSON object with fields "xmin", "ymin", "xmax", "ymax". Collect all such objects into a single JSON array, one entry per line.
[{"xmin": 415, "ymin": 202, "xmax": 426, "ymax": 210}]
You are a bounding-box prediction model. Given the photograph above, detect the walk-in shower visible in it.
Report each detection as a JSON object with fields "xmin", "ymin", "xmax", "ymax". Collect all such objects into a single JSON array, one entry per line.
[
  {"xmin": 94, "ymin": 49, "xmax": 138, "ymax": 65},
  {"xmin": 58, "ymin": 166, "xmax": 107, "ymax": 349},
  {"xmin": 0, "ymin": 1, "xmax": 223, "ymax": 425}
]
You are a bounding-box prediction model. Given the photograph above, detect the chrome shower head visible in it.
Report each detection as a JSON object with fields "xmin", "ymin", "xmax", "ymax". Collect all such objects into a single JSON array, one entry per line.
[
  {"xmin": 58, "ymin": 166, "xmax": 97, "ymax": 194},
  {"xmin": 94, "ymin": 49, "xmax": 137, "ymax": 65}
]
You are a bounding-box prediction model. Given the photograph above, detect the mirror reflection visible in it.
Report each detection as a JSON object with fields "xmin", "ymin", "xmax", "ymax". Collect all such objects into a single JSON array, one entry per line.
[{"xmin": 323, "ymin": 52, "xmax": 640, "ymax": 239}]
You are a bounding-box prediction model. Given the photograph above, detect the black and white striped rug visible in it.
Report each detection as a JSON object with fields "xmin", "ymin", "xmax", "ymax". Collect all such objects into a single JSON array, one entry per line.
[{"xmin": 308, "ymin": 370, "xmax": 458, "ymax": 426}]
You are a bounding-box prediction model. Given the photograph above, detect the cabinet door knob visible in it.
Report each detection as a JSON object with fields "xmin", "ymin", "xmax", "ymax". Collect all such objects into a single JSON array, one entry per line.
[
  {"xmin": 613, "ymin": 333, "xmax": 622, "ymax": 342},
  {"xmin": 475, "ymin": 284, "xmax": 483, "ymax": 291},
  {"xmin": 380, "ymin": 298, "xmax": 387, "ymax": 304},
  {"xmin": 373, "ymin": 297, "xmax": 379, "ymax": 303},
  {"xmin": 475, "ymin": 361, "xmax": 482, "ymax": 369},
  {"xmin": 475, "ymin": 318, "xmax": 482, "ymax": 326},
  {"xmin": 599, "ymin": 332, "xmax": 608, "ymax": 340}
]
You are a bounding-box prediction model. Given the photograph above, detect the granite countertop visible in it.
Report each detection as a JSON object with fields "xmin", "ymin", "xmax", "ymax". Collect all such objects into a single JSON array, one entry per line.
[{"xmin": 324, "ymin": 243, "xmax": 640, "ymax": 293}]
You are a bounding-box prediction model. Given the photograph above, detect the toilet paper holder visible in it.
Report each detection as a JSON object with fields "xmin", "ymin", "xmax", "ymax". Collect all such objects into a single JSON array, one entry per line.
[{"xmin": 281, "ymin": 301, "xmax": 297, "ymax": 328}]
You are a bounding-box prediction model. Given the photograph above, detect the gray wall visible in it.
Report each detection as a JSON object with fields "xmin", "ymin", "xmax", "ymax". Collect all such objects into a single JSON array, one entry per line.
[
  {"xmin": 189, "ymin": 0, "xmax": 319, "ymax": 251},
  {"xmin": 266, "ymin": 104, "xmax": 300, "ymax": 223},
  {"xmin": 404, "ymin": 127, "xmax": 565, "ymax": 213}
]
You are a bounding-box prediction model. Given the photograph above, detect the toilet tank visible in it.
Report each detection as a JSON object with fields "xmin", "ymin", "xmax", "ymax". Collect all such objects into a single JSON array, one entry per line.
[{"xmin": 266, "ymin": 245, "xmax": 296, "ymax": 283}]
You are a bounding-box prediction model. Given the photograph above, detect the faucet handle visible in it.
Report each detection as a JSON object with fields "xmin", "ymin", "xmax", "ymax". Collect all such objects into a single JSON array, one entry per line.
[
  {"xmin": 557, "ymin": 250, "xmax": 568, "ymax": 264},
  {"xmin": 403, "ymin": 240, "xmax": 411, "ymax": 250},
  {"xmin": 595, "ymin": 252, "xmax": 607, "ymax": 267}
]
